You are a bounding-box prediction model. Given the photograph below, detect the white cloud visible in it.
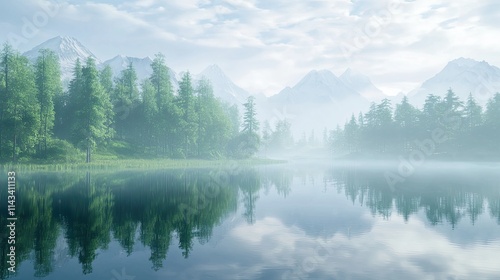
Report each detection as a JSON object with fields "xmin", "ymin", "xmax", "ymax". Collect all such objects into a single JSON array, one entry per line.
[
  {"xmin": 227, "ymin": 215, "xmax": 500, "ymax": 279},
  {"xmin": 0, "ymin": 0, "xmax": 499, "ymax": 96}
]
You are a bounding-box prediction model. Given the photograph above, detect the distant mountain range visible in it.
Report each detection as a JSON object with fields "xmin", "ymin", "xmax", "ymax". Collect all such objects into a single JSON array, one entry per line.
[
  {"xmin": 23, "ymin": 36, "xmax": 500, "ymax": 134},
  {"xmin": 23, "ymin": 36, "xmax": 249, "ymax": 104}
]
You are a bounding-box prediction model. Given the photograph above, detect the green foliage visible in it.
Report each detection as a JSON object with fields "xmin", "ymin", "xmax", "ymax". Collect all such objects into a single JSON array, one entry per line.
[
  {"xmin": 242, "ymin": 96, "xmax": 259, "ymax": 134},
  {"xmin": 35, "ymin": 49, "xmax": 62, "ymax": 158},
  {"xmin": 71, "ymin": 58, "xmax": 114, "ymax": 162},
  {"xmin": 147, "ymin": 53, "xmax": 177, "ymax": 156},
  {"xmin": 263, "ymin": 119, "xmax": 293, "ymax": 151},
  {"xmin": 176, "ymin": 72, "xmax": 197, "ymax": 157},
  {"xmin": 0, "ymin": 43, "xmax": 40, "ymax": 162},
  {"xmin": 41, "ymin": 138, "xmax": 84, "ymax": 163},
  {"xmin": 0, "ymin": 44, "xmax": 275, "ymax": 163},
  {"xmin": 112, "ymin": 62, "xmax": 139, "ymax": 140},
  {"xmin": 195, "ymin": 79, "xmax": 232, "ymax": 158},
  {"xmin": 331, "ymin": 90, "xmax": 500, "ymax": 158},
  {"xmin": 228, "ymin": 132, "xmax": 260, "ymax": 159}
]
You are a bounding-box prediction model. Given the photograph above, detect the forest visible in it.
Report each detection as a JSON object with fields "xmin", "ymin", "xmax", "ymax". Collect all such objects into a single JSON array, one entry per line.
[
  {"xmin": 329, "ymin": 90, "xmax": 500, "ymax": 159},
  {"xmin": 2, "ymin": 42, "xmax": 500, "ymax": 164},
  {"xmin": 0, "ymin": 44, "xmax": 262, "ymax": 163}
]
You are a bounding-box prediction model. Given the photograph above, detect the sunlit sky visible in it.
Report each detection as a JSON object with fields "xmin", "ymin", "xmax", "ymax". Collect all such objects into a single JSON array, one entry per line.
[{"xmin": 1, "ymin": 0, "xmax": 499, "ymax": 96}]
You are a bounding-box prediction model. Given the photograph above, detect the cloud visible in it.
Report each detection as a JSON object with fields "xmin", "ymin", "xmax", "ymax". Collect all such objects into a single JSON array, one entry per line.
[
  {"xmin": 225, "ymin": 215, "xmax": 500, "ymax": 279},
  {"xmin": 0, "ymin": 0, "xmax": 499, "ymax": 96}
]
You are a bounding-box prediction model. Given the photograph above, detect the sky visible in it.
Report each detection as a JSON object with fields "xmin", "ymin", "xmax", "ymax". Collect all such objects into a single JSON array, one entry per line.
[{"xmin": 0, "ymin": 0, "xmax": 499, "ymax": 96}]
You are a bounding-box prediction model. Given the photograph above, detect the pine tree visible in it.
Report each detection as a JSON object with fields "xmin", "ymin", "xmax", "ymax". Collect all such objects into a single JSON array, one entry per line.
[
  {"xmin": 177, "ymin": 71, "xmax": 197, "ymax": 157},
  {"xmin": 394, "ymin": 96, "xmax": 420, "ymax": 151},
  {"xmin": 229, "ymin": 96, "xmax": 260, "ymax": 158},
  {"xmin": 242, "ymin": 96, "xmax": 259, "ymax": 134},
  {"xmin": 34, "ymin": 48, "xmax": 62, "ymax": 157},
  {"xmin": 99, "ymin": 65, "xmax": 115, "ymax": 141},
  {"xmin": 195, "ymin": 79, "xmax": 231, "ymax": 158},
  {"xmin": 72, "ymin": 58, "xmax": 113, "ymax": 162},
  {"xmin": 149, "ymin": 53, "xmax": 176, "ymax": 155},
  {"xmin": 113, "ymin": 62, "xmax": 139, "ymax": 139},
  {"xmin": 0, "ymin": 44, "xmax": 40, "ymax": 161},
  {"xmin": 141, "ymin": 79, "xmax": 158, "ymax": 151},
  {"xmin": 463, "ymin": 93, "xmax": 482, "ymax": 130},
  {"xmin": 344, "ymin": 114, "xmax": 358, "ymax": 153}
]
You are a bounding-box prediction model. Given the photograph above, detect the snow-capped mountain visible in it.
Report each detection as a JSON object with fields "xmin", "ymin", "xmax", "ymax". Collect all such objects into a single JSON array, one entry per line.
[
  {"xmin": 23, "ymin": 36, "xmax": 253, "ymax": 105},
  {"xmin": 269, "ymin": 69, "xmax": 362, "ymax": 105},
  {"xmin": 266, "ymin": 69, "xmax": 370, "ymax": 138},
  {"xmin": 339, "ymin": 68, "xmax": 385, "ymax": 101},
  {"xmin": 409, "ymin": 57, "xmax": 500, "ymax": 105},
  {"xmin": 101, "ymin": 55, "xmax": 178, "ymax": 88},
  {"xmin": 23, "ymin": 36, "xmax": 100, "ymax": 81},
  {"xmin": 195, "ymin": 65, "xmax": 249, "ymax": 105}
]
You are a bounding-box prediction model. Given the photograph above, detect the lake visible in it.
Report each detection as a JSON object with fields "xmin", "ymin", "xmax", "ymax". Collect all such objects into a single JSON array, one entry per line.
[{"xmin": 1, "ymin": 161, "xmax": 500, "ymax": 279}]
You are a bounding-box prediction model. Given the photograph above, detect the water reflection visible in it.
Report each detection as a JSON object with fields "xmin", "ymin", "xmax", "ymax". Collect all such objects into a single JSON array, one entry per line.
[
  {"xmin": 325, "ymin": 164, "xmax": 500, "ymax": 227},
  {"xmin": 0, "ymin": 163, "xmax": 499, "ymax": 279}
]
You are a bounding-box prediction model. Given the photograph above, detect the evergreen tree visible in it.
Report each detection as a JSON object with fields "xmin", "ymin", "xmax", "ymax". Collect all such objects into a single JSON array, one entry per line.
[
  {"xmin": 0, "ymin": 44, "xmax": 40, "ymax": 161},
  {"xmin": 34, "ymin": 48, "xmax": 62, "ymax": 157},
  {"xmin": 262, "ymin": 120, "xmax": 272, "ymax": 151},
  {"xmin": 71, "ymin": 58, "xmax": 113, "ymax": 162},
  {"xmin": 140, "ymin": 79, "xmax": 158, "ymax": 152},
  {"xmin": 99, "ymin": 65, "xmax": 113, "ymax": 97},
  {"xmin": 99, "ymin": 65, "xmax": 115, "ymax": 141},
  {"xmin": 484, "ymin": 93, "xmax": 500, "ymax": 129},
  {"xmin": 229, "ymin": 96, "xmax": 260, "ymax": 158},
  {"xmin": 195, "ymin": 78, "xmax": 231, "ymax": 158},
  {"xmin": 394, "ymin": 96, "xmax": 420, "ymax": 151},
  {"xmin": 463, "ymin": 93, "xmax": 482, "ymax": 130},
  {"xmin": 177, "ymin": 72, "xmax": 197, "ymax": 157},
  {"xmin": 113, "ymin": 62, "xmax": 139, "ymax": 139},
  {"xmin": 421, "ymin": 94, "xmax": 443, "ymax": 130},
  {"xmin": 242, "ymin": 96, "xmax": 259, "ymax": 134},
  {"xmin": 149, "ymin": 53, "xmax": 176, "ymax": 155},
  {"xmin": 274, "ymin": 119, "xmax": 293, "ymax": 149},
  {"xmin": 344, "ymin": 114, "xmax": 359, "ymax": 153},
  {"xmin": 54, "ymin": 59, "xmax": 83, "ymax": 141}
]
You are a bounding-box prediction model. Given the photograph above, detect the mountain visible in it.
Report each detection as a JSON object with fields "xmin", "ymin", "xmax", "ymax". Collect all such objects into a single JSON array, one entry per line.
[
  {"xmin": 101, "ymin": 55, "xmax": 178, "ymax": 88},
  {"xmin": 266, "ymin": 69, "xmax": 370, "ymax": 138},
  {"xmin": 195, "ymin": 65, "xmax": 249, "ymax": 105},
  {"xmin": 23, "ymin": 37, "xmax": 251, "ymax": 104},
  {"xmin": 408, "ymin": 57, "xmax": 500, "ymax": 105},
  {"xmin": 270, "ymin": 70, "xmax": 360, "ymax": 105},
  {"xmin": 23, "ymin": 36, "xmax": 100, "ymax": 81},
  {"xmin": 339, "ymin": 68, "xmax": 386, "ymax": 101}
]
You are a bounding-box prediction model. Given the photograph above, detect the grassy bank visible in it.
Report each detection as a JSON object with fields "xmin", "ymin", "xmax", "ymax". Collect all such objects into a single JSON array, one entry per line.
[{"xmin": 0, "ymin": 158, "xmax": 286, "ymax": 172}]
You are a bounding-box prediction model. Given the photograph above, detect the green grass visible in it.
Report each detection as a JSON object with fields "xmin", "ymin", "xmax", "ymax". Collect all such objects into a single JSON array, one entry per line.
[{"xmin": 0, "ymin": 157, "xmax": 286, "ymax": 172}]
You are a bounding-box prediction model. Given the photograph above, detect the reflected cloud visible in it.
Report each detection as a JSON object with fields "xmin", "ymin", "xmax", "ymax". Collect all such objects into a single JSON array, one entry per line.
[{"xmin": 228, "ymin": 216, "xmax": 500, "ymax": 279}]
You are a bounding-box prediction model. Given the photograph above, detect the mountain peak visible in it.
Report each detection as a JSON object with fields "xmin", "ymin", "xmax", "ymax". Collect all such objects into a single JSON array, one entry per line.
[
  {"xmin": 409, "ymin": 57, "xmax": 500, "ymax": 105},
  {"xmin": 300, "ymin": 69, "xmax": 336, "ymax": 85},
  {"xmin": 339, "ymin": 68, "xmax": 385, "ymax": 101},
  {"xmin": 199, "ymin": 64, "xmax": 228, "ymax": 81},
  {"xmin": 202, "ymin": 64, "xmax": 225, "ymax": 74},
  {"xmin": 24, "ymin": 35, "xmax": 99, "ymax": 63},
  {"xmin": 448, "ymin": 57, "xmax": 479, "ymax": 68},
  {"xmin": 196, "ymin": 64, "xmax": 249, "ymax": 105},
  {"xmin": 340, "ymin": 67, "xmax": 361, "ymax": 79}
]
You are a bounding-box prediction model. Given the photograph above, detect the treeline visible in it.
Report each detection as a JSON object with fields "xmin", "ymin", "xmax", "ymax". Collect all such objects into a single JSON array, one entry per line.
[
  {"xmin": 329, "ymin": 89, "xmax": 500, "ymax": 158},
  {"xmin": 0, "ymin": 44, "xmax": 261, "ymax": 163}
]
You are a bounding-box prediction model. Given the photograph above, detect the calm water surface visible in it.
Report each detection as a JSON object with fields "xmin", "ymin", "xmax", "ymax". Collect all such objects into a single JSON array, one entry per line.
[{"xmin": 1, "ymin": 161, "xmax": 500, "ymax": 279}]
